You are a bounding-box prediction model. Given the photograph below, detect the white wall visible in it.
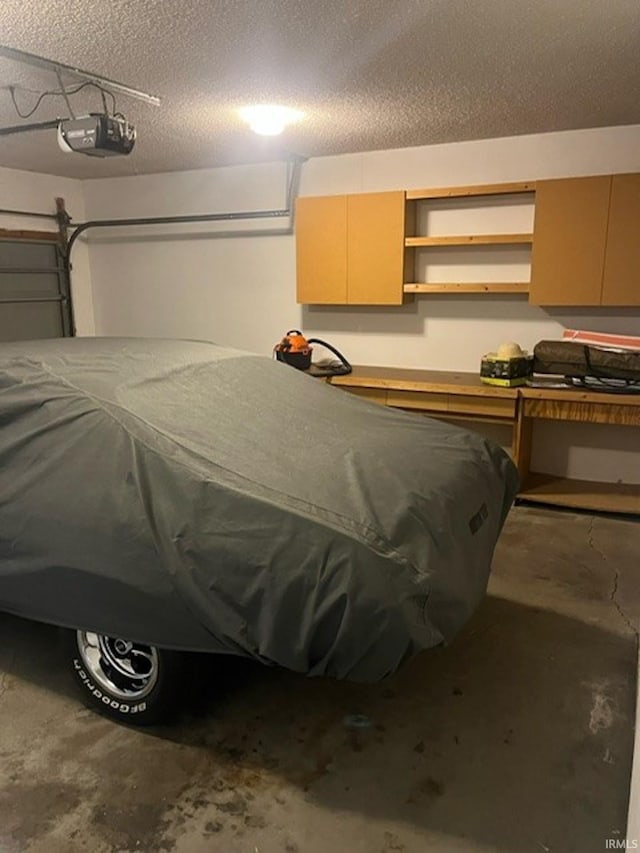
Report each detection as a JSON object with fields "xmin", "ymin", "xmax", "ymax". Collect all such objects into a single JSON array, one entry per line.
[
  {"xmin": 83, "ymin": 161, "xmax": 295, "ymax": 346},
  {"xmin": 83, "ymin": 125, "xmax": 640, "ymax": 483},
  {"xmin": 0, "ymin": 165, "xmax": 95, "ymax": 336},
  {"xmin": 627, "ymin": 651, "xmax": 640, "ymax": 844}
]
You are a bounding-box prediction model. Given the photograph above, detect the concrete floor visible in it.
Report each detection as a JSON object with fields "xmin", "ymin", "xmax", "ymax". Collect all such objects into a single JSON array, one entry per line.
[{"xmin": 0, "ymin": 505, "xmax": 638, "ymax": 853}]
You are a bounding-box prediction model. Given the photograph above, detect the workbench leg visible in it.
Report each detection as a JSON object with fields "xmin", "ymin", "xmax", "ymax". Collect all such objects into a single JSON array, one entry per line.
[{"xmin": 514, "ymin": 409, "xmax": 534, "ymax": 488}]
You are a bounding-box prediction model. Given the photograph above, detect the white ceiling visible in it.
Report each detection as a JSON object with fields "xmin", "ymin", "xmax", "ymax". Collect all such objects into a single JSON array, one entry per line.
[{"xmin": 0, "ymin": 0, "xmax": 639, "ymax": 179}]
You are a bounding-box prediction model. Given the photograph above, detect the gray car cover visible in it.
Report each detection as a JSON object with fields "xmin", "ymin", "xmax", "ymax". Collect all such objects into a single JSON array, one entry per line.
[{"xmin": 0, "ymin": 337, "xmax": 518, "ymax": 681}]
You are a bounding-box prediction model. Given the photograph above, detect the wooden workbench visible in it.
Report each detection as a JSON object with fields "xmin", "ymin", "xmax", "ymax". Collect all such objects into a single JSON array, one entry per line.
[{"xmin": 328, "ymin": 367, "xmax": 640, "ymax": 515}]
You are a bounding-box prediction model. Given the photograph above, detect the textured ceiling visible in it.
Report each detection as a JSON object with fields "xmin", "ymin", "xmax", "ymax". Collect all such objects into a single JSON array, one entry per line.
[{"xmin": 0, "ymin": 0, "xmax": 639, "ymax": 179}]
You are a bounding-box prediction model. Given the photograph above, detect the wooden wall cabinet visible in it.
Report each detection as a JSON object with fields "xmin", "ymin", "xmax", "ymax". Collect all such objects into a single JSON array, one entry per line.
[
  {"xmin": 529, "ymin": 174, "xmax": 640, "ymax": 306},
  {"xmin": 602, "ymin": 174, "xmax": 640, "ymax": 306},
  {"xmin": 529, "ymin": 177, "xmax": 610, "ymax": 305},
  {"xmin": 297, "ymin": 174, "xmax": 640, "ymax": 307},
  {"xmin": 296, "ymin": 195, "xmax": 348, "ymax": 304},
  {"xmin": 295, "ymin": 191, "xmax": 407, "ymax": 305}
]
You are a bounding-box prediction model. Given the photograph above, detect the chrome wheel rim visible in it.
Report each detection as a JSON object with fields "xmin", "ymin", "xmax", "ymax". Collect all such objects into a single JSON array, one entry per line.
[{"xmin": 76, "ymin": 631, "xmax": 159, "ymax": 701}]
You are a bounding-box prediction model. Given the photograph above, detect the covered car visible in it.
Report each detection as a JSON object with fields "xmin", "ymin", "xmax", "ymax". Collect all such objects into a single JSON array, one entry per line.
[{"xmin": 0, "ymin": 337, "xmax": 517, "ymax": 722}]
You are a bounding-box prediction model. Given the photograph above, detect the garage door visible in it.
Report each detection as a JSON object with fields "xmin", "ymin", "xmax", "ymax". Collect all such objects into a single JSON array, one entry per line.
[{"xmin": 0, "ymin": 237, "xmax": 73, "ymax": 342}]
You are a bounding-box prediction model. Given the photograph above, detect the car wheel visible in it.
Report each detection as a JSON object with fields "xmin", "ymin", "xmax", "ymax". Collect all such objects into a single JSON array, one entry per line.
[{"xmin": 66, "ymin": 629, "xmax": 183, "ymax": 725}]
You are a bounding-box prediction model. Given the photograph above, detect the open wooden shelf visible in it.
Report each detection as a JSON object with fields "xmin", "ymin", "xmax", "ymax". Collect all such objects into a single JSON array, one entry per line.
[
  {"xmin": 518, "ymin": 473, "xmax": 640, "ymax": 515},
  {"xmin": 403, "ymin": 190, "xmax": 534, "ymax": 297},
  {"xmin": 406, "ymin": 181, "xmax": 536, "ymax": 200},
  {"xmin": 405, "ymin": 233, "xmax": 533, "ymax": 247},
  {"xmin": 404, "ymin": 282, "xmax": 530, "ymax": 294}
]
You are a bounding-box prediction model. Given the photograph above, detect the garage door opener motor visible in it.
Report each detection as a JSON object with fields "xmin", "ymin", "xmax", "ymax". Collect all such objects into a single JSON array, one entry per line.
[{"xmin": 274, "ymin": 330, "xmax": 352, "ymax": 376}]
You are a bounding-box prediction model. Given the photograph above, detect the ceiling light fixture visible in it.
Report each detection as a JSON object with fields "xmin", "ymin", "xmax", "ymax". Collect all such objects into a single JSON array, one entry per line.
[{"xmin": 239, "ymin": 104, "xmax": 303, "ymax": 136}]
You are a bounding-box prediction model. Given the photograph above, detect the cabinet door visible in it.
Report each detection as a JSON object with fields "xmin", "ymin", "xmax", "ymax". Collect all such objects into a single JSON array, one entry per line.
[
  {"xmin": 296, "ymin": 195, "xmax": 347, "ymax": 304},
  {"xmin": 602, "ymin": 174, "xmax": 640, "ymax": 306},
  {"xmin": 347, "ymin": 191, "xmax": 405, "ymax": 305},
  {"xmin": 529, "ymin": 177, "xmax": 611, "ymax": 305}
]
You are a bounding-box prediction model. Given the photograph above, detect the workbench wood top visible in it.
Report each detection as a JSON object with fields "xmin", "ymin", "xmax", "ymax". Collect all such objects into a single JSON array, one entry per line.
[
  {"xmin": 328, "ymin": 366, "xmax": 518, "ymax": 398},
  {"xmin": 520, "ymin": 382, "xmax": 640, "ymax": 407},
  {"xmin": 328, "ymin": 366, "xmax": 640, "ymax": 407}
]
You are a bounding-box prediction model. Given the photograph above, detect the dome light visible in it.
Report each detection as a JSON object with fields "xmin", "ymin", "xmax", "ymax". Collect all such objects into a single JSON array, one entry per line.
[{"xmin": 239, "ymin": 104, "xmax": 303, "ymax": 136}]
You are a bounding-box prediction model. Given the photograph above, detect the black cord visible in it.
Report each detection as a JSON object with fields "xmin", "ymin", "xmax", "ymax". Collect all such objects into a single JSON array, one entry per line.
[
  {"xmin": 10, "ymin": 87, "xmax": 48, "ymax": 119},
  {"xmin": 9, "ymin": 81, "xmax": 117, "ymax": 119},
  {"xmin": 568, "ymin": 376, "xmax": 640, "ymax": 394},
  {"xmin": 306, "ymin": 338, "xmax": 352, "ymax": 375}
]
